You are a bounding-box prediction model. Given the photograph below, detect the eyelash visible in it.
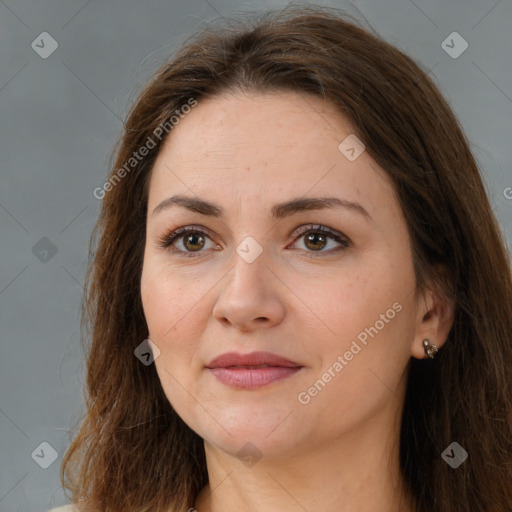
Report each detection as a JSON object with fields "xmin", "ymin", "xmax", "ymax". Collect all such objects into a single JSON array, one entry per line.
[{"xmin": 157, "ymin": 224, "xmax": 351, "ymax": 259}]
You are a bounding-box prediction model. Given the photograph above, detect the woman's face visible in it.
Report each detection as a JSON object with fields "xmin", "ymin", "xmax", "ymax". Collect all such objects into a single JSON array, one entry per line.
[{"xmin": 141, "ymin": 90, "xmax": 426, "ymax": 459}]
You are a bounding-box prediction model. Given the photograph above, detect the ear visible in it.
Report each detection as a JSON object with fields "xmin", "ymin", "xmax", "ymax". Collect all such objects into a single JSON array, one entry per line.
[{"xmin": 410, "ymin": 270, "xmax": 455, "ymax": 360}]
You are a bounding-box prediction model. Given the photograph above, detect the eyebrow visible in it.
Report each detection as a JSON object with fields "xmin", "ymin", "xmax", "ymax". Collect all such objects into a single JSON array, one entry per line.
[{"xmin": 151, "ymin": 194, "xmax": 372, "ymax": 221}]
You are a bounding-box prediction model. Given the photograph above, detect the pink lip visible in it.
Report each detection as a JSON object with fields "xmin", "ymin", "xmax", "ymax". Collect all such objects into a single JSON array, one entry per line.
[{"xmin": 206, "ymin": 351, "xmax": 303, "ymax": 389}]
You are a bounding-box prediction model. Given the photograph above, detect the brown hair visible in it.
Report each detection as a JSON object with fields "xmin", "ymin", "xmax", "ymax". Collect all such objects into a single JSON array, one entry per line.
[{"xmin": 61, "ymin": 5, "xmax": 512, "ymax": 511}]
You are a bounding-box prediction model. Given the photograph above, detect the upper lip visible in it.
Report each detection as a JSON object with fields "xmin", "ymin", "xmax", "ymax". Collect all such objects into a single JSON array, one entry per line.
[{"xmin": 206, "ymin": 351, "xmax": 302, "ymax": 369}]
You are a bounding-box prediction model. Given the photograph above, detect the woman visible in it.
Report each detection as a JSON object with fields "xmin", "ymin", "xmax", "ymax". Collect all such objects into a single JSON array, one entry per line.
[{"xmin": 52, "ymin": 5, "xmax": 512, "ymax": 512}]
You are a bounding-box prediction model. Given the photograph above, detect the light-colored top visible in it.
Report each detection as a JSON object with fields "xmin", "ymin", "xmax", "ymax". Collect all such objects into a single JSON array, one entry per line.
[{"xmin": 48, "ymin": 505, "xmax": 77, "ymax": 512}]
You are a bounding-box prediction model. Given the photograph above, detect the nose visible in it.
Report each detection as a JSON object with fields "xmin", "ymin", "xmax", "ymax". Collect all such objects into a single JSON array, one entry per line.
[{"xmin": 212, "ymin": 246, "xmax": 286, "ymax": 332}]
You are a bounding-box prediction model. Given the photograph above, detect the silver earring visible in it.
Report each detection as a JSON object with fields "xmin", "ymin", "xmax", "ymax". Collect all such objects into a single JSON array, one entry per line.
[{"xmin": 423, "ymin": 339, "xmax": 438, "ymax": 359}]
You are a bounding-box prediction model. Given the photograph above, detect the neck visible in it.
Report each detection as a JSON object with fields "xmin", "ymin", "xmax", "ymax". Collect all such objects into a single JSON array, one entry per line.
[{"xmin": 193, "ymin": 394, "xmax": 415, "ymax": 512}]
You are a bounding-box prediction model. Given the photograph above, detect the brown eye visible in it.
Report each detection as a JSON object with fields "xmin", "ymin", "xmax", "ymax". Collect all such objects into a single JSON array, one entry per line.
[
  {"xmin": 182, "ymin": 232, "xmax": 206, "ymax": 252},
  {"xmin": 290, "ymin": 224, "xmax": 351, "ymax": 258},
  {"xmin": 159, "ymin": 224, "xmax": 350, "ymax": 259},
  {"xmin": 158, "ymin": 225, "xmax": 218, "ymax": 258},
  {"xmin": 303, "ymin": 232, "xmax": 328, "ymax": 251}
]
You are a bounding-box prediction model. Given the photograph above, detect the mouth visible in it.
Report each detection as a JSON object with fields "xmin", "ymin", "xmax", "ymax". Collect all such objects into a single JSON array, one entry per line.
[
  {"xmin": 223, "ymin": 364, "xmax": 276, "ymax": 369},
  {"xmin": 205, "ymin": 352, "xmax": 304, "ymax": 389},
  {"xmin": 206, "ymin": 351, "xmax": 302, "ymax": 369},
  {"xmin": 207, "ymin": 366, "xmax": 303, "ymax": 389}
]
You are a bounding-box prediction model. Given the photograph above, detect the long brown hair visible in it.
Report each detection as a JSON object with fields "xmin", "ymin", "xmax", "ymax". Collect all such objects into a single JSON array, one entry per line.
[{"xmin": 61, "ymin": 5, "xmax": 512, "ymax": 511}]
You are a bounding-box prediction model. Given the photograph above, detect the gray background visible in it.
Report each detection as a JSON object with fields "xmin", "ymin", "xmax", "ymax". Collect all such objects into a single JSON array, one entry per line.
[{"xmin": 1, "ymin": 0, "xmax": 511, "ymax": 510}]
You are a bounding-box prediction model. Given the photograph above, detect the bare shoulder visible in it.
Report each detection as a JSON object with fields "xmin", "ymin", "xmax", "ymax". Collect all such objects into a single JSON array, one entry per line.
[{"xmin": 47, "ymin": 505, "xmax": 79, "ymax": 512}]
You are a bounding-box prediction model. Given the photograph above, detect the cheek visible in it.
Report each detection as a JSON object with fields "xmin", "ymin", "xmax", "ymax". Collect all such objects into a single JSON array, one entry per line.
[
  {"xmin": 141, "ymin": 259, "xmax": 196, "ymax": 337},
  {"xmin": 141, "ymin": 266, "xmax": 171, "ymax": 337},
  {"xmin": 321, "ymin": 266, "xmax": 388, "ymax": 339},
  {"xmin": 318, "ymin": 260, "xmax": 415, "ymax": 382},
  {"xmin": 140, "ymin": 264, "xmax": 201, "ymax": 414},
  {"xmin": 300, "ymin": 303, "xmax": 414, "ymax": 436},
  {"xmin": 140, "ymin": 259, "xmax": 210, "ymax": 374}
]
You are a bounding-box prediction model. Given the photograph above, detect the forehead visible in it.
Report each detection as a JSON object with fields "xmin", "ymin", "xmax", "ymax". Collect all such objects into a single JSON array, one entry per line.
[
  {"xmin": 155, "ymin": 90, "xmax": 351, "ymax": 163},
  {"xmin": 147, "ymin": 91, "xmax": 395, "ymax": 215}
]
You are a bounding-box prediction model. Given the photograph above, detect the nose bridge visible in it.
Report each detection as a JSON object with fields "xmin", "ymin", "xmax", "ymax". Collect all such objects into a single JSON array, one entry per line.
[
  {"xmin": 212, "ymin": 234, "xmax": 284, "ymax": 329},
  {"xmin": 226, "ymin": 194, "xmax": 273, "ymax": 267},
  {"xmin": 228, "ymin": 233, "xmax": 269, "ymax": 294},
  {"xmin": 213, "ymin": 184, "xmax": 283, "ymax": 286}
]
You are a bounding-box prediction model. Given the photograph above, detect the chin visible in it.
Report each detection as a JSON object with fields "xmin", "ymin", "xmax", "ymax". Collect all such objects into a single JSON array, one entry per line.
[{"xmin": 194, "ymin": 412, "xmax": 310, "ymax": 461}]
